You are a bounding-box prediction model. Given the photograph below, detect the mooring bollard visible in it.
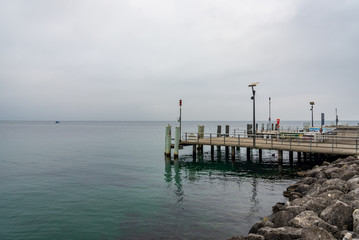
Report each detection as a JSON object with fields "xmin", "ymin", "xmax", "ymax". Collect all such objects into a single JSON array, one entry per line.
[
  {"xmin": 165, "ymin": 125, "xmax": 172, "ymax": 157},
  {"xmin": 174, "ymin": 127, "xmax": 180, "ymax": 159}
]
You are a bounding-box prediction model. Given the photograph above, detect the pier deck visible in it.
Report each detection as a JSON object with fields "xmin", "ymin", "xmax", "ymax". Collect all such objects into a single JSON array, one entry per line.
[{"xmin": 181, "ymin": 136, "xmax": 359, "ymax": 156}]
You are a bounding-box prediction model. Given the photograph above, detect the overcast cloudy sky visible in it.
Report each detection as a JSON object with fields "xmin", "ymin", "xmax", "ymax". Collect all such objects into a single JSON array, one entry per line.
[{"xmin": 1, "ymin": 0, "xmax": 358, "ymax": 121}]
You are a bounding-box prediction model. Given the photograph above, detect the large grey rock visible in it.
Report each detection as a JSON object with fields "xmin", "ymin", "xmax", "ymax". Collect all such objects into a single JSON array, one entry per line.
[
  {"xmin": 354, "ymin": 209, "xmax": 359, "ymax": 234},
  {"xmin": 257, "ymin": 226, "xmax": 302, "ymax": 240},
  {"xmin": 298, "ymin": 176, "xmax": 317, "ymax": 186},
  {"xmin": 270, "ymin": 210, "xmax": 296, "ymax": 228},
  {"xmin": 341, "ymin": 170, "xmax": 358, "ymax": 181},
  {"xmin": 301, "ymin": 227, "xmax": 336, "ymax": 240},
  {"xmin": 289, "ymin": 210, "xmax": 340, "ymax": 238},
  {"xmin": 320, "ymin": 178, "xmax": 349, "ymax": 194},
  {"xmin": 324, "ymin": 167, "xmax": 341, "ymax": 178},
  {"xmin": 320, "ymin": 200, "xmax": 353, "ymax": 230},
  {"xmin": 348, "ymin": 176, "xmax": 359, "ymax": 191},
  {"xmin": 228, "ymin": 234, "xmax": 264, "ymax": 240}
]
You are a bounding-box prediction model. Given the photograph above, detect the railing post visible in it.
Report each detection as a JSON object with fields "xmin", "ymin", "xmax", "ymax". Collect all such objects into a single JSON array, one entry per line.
[
  {"xmin": 185, "ymin": 133, "xmax": 188, "ymax": 141},
  {"xmin": 310, "ymin": 139, "xmax": 312, "ymax": 151},
  {"xmin": 356, "ymin": 139, "xmax": 358, "ymax": 154},
  {"xmin": 210, "ymin": 133, "xmax": 212, "ymax": 145},
  {"xmin": 224, "ymin": 135, "xmax": 226, "ymax": 145},
  {"xmin": 290, "ymin": 137, "xmax": 292, "ymax": 150},
  {"xmin": 332, "ymin": 139, "xmax": 334, "ymax": 152},
  {"xmin": 238, "ymin": 133, "xmax": 240, "ymax": 145},
  {"xmin": 271, "ymin": 136, "xmax": 273, "ymax": 148}
]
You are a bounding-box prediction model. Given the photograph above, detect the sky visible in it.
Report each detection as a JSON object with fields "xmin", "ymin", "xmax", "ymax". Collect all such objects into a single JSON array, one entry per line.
[{"xmin": 1, "ymin": 0, "xmax": 359, "ymax": 122}]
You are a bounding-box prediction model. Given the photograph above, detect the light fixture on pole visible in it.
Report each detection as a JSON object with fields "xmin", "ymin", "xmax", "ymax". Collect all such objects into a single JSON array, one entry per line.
[
  {"xmin": 249, "ymin": 82, "xmax": 259, "ymax": 146},
  {"xmin": 269, "ymin": 97, "xmax": 271, "ymax": 131},
  {"xmin": 310, "ymin": 102, "xmax": 315, "ymax": 127}
]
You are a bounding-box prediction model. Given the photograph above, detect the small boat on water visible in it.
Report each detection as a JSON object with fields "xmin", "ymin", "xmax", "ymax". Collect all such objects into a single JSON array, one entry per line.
[{"xmin": 55, "ymin": 121, "xmax": 60, "ymax": 124}]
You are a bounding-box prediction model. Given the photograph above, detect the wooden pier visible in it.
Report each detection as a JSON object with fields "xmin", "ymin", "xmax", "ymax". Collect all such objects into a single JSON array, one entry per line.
[{"xmin": 165, "ymin": 124, "xmax": 359, "ymax": 163}]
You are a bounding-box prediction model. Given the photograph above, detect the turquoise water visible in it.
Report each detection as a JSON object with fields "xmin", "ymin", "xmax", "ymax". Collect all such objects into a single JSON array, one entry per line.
[{"xmin": 0, "ymin": 121, "xmax": 314, "ymax": 239}]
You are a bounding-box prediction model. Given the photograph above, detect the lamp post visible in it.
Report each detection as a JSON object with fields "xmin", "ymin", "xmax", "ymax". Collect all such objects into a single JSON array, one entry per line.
[
  {"xmin": 249, "ymin": 82, "xmax": 259, "ymax": 146},
  {"xmin": 310, "ymin": 102, "xmax": 315, "ymax": 127},
  {"xmin": 269, "ymin": 97, "xmax": 271, "ymax": 131},
  {"xmin": 179, "ymin": 99, "xmax": 182, "ymax": 140}
]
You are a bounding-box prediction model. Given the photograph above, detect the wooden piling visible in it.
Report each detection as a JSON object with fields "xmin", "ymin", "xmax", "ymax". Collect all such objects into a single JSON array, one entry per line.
[
  {"xmin": 231, "ymin": 146, "xmax": 235, "ymax": 160},
  {"xmin": 193, "ymin": 144, "xmax": 196, "ymax": 158},
  {"xmin": 289, "ymin": 151, "xmax": 293, "ymax": 164},
  {"xmin": 259, "ymin": 149, "xmax": 262, "ymax": 161},
  {"xmin": 225, "ymin": 125, "xmax": 229, "ymax": 154},
  {"xmin": 297, "ymin": 152, "xmax": 302, "ymax": 163},
  {"xmin": 174, "ymin": 127, "xmax": 180, "ymax": 159},
  {"xmin": 217, "ymin": 125, "xmax": 221, "ymax": 151},
  {"xmin": 278, "ymin": 150, "xmax": 283, "ymax": 165},
  {"xmin": 165, "ymin": 125, "xmax": 171, "ymax": 157},
  {"xmin": 211, "ymin": 145, "xmax": 214, "ymax": 160},
  {"xmin": 247, "ymin": 148, "xmax": 251, "ymax": 160}
]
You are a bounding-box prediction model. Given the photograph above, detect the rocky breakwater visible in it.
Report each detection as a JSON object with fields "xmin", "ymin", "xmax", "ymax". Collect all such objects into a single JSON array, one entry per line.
[{"xmin": 230, "ymin": 156, "xmax": 359, "ymax": 240}]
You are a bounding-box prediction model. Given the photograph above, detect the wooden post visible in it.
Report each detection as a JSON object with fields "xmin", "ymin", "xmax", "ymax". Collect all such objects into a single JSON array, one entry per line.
[
  {"xmin": 174, "ymin": 127, "xmax": 180, "ymax": 159},
  {"xmin": 231, "ymin": 146, "xmax": 235, "ymax": 160},
  {"xmin": 259, "ymin": 149, "xmax": 262, "ymax": 161},
  {"xmin": 217, "ymin": 125, "xmax": 221, "ymax": 151},
  {"xmin": 211, "ymin": 145, "xmax": 214, "ymax": 160},
  {"xmin": 165, "ymin": 125, "xmax": 171, "ymax": 157},
  {"xmin": 225, "ymin": 125, "xmax": 230, "ymax": 155},
  {"xmin": 193, "ymin": 144, "xmax": 196, "ymax": 158},
  {"xmin": 297, "ymin": 152, "xmax": 302, "ymax": 163},
  {"xmin": 289, "ymin": 151, "xmax": 293, "ymax": 165},
  {"xmin": 247, "ymin": 147, "xmax": 251, "ymax": 160},
  {"xmin": 303, "ymin": 152, "xmax": 307, "ymax": 162},
  {"xmin": 197, "ymin": 125, "xmax": 204, "ymax": 153},
  {"xmin": 278, "ymin": 150, "xmax": 283, "ymax": 165}
]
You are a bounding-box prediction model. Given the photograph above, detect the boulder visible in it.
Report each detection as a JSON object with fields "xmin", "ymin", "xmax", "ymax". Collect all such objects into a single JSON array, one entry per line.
[
  {"xmin": 320, "ymin": 200, "xmax": 353, "ymax": 230},
  {"xmin": 289, "ymin": 210, "xmax": 340, "ymax": 238},
  {"xmin": 301, "ymin": 227, "xmax": 336, "ymax": 240},
  {"xmin": 348, "ymin": 176, "xmax": 359, "ymax": 191},
  {"xmin": 257, "ymin": 226, "xmax": 302, "ymax": 240},
  {"xmin": 341, "ymin": 170, "xmax": 358, "ymax": 181},
  {"xmin": 298, "ymin": 176, "xmax": 317, "ymax": 185},
  {"xmin": 228, "ymin": 234, "xmax": 264, "ymax": 240},
  {"xmin": 272, "ymin": 202, "xmax": 285, "ymax": 213},
  {"xmin": 270, "ymin": 210, "xmax": 296, "ymax": 228},
  {"xmin": 320, "ymin": 178, "xmax": 349, "ymax": 194},
  {"xmin": 353, "ymin": 209, "xmax": 359, "ymax": 234}
]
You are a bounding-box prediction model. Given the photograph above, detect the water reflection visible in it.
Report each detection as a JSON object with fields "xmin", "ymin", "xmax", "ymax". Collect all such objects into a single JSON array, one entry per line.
[{"xmin": 164, "ymin": 151, "xmax": 319, "ymax": 216}]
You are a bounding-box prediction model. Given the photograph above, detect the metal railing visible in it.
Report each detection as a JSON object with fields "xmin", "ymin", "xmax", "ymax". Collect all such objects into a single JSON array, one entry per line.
[{"xmin": 183, "ymin": 131, "xmax": 359, "ymax": 154}]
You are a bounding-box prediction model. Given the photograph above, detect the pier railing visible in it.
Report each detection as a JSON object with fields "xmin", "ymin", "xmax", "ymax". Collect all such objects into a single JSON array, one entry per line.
[{"xmin": 182, "ymin": 131, "xmax": 359, "ymax": 155}]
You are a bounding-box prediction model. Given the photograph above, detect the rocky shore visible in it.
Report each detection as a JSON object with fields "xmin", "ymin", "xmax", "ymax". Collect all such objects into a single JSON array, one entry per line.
[{"xmin": 230, "ymin": 156, "xmax": 359, "ymax": 240}]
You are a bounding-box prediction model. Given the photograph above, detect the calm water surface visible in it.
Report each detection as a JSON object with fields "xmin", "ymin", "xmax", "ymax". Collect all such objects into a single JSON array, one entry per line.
[{"xmin": 0, "ymin": 121, "xmax": 317, "ymax": 239}]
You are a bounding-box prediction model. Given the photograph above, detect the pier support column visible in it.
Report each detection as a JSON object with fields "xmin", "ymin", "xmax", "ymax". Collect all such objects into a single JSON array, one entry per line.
[
  {"xmin": 211, "ymin": 145, "xmax": 214, "ymax": 160},
  {"xmin": 217, "ymin": 125, "xmax": 222, "ymax": 151},
  {"xmin": 247, "ymin": 148, "xmax": 251, "ymax": 160},
  {"xmin": 174, "ymin": 127, "xmax": 180, "ymax": 159},
  {"xmin": 278, "ymin": 150, "xmax": 283, "ymax": 165},
  {"xmin": 165, "ymin": 125, "xmax": 171, "ymax": 157},
  {"xmin": 225, "ymin": 125, "xmax": 230, "ymax": 155},
  {"xmin": 303, "ymin": 152, "xmax": 307, "ymax": 162},
  {"xmin": 231, "ymin": 146, "xmax": 235, "ymax": 161},
  {"xmin": 297, "ymin": 152, "xmax": 302, "ymax": 163},
  {"xmin": 198, "ymin": 125, "xmax": 204, "ymax": 153},
  {"xmin": 289, "ymin": 151, "xmax": 293, "ymax": 165},
  {"xmin": 259, "ymin": 149, "xmax": 262, "ymax": 161},
  {"xmin": 192, "ymin": 145, "xmax": 196, "ymax": 158}
]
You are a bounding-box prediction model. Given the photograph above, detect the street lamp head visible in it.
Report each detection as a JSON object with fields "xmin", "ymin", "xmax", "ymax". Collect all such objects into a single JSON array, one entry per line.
[
  {"xmin": 310, "ymin": 102, "xmax": 315, "ymax": 105},
  {"xmin": 248, "ymin": 82, "xmax": 260, "ymax": 87}
]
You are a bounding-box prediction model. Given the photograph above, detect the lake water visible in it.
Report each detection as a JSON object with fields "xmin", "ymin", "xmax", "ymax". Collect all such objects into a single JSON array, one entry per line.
[{"xmin": 0, "ymin": 121, "xmax": 322, "ymax": 239}]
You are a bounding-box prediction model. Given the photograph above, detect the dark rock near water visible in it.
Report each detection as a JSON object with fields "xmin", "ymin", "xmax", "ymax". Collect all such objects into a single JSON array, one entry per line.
[
  {"xmin": 230, "ymin": 156, "xmax": 359, "ymax": 240},
  {"xmin": 320, "ymin": 200, "xmax": 353, "ymax": 230}
]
